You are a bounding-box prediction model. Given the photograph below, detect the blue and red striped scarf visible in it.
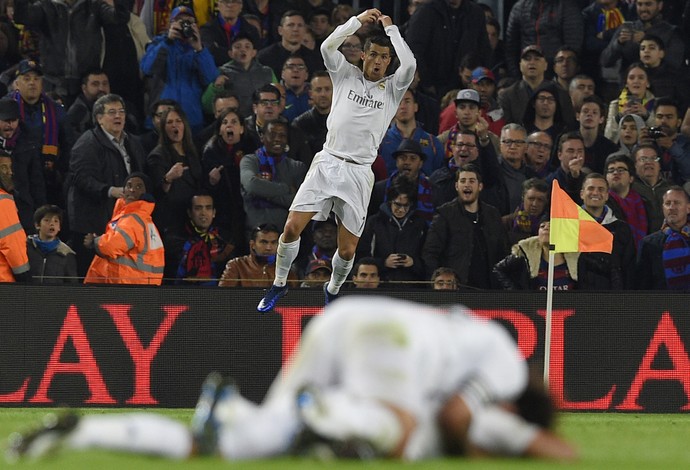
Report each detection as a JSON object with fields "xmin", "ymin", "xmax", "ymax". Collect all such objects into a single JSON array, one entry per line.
[
  {"xmin": 219, "ymin": 14, "xmax": 242, "ymax": 46},
  {"xmin": 511, "ymin": 202, "xmax": 541, "ymax": 236},
  {"xmin": 609, "ymin": 189, "xmax": 647, "ymax": 249},
  {"xmin": 662, "ymin": 224, "xmax": 690, "ymax": 290},
  {"xmin": 12, "ymin": 90, "xmax": 58, "ymax": 157},
  {"xmin": 252, "ymin": 147, "xmax": 285, "ymax": 209}
]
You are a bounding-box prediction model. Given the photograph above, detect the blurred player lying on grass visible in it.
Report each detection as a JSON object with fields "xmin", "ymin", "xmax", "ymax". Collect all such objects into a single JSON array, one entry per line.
[{"xmin": 7, "ymin": 297, "xmax": 577, "ymax": 462}]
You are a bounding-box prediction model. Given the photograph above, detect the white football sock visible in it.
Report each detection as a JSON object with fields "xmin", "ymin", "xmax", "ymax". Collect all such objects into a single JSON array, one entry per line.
[
  {"xmin": 328, "ymin": 251, "xmax": 353, "ymax": 294},
  {"xmin": 274, "ymin": 236, "xmax": 300, "ymax": 287}
]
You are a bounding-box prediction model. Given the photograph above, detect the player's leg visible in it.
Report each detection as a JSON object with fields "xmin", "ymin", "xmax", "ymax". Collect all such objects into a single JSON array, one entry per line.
[
  {"xmin": 258, "ymin": 210, "xmax": 315, "ymax": 312},
  {"xmin": 326, "ymin": 223, "xmax": 359, "ymax": 296}
]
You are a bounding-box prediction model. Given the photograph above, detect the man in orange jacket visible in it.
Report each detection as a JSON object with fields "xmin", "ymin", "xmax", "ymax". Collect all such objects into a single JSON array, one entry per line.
[
  {"xmin": 83, "ymin": 172, "xmax": 165, "ymax": 285},
  {"xmin": 0, "ymin": 153, "xmax": 30, "ymax": 282}
]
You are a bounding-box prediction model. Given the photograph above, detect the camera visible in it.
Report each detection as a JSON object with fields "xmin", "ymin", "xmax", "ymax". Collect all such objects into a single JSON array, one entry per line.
[
  {"xmin": 647, "ymin": 126, "xmax": 665, "ymax": 139},
  {"xmin": 180, "ymin": 20, "xmax": 194, "ymax": 39}
]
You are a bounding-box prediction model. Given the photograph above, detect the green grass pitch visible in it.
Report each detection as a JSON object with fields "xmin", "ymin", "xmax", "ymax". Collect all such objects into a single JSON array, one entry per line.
[{"xmin": 1, "ymin": 409, "xmax": 689, "ymax": 468}]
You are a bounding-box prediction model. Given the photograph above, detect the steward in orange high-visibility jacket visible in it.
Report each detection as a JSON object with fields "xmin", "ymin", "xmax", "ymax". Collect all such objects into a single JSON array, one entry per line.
[
  {"xmin": 84, "ymin": 172, "xmax": 164, "ymax": 285},
  {"xmin": 0, "ymin": 188, "xmax": 30, "ymax": 282}
]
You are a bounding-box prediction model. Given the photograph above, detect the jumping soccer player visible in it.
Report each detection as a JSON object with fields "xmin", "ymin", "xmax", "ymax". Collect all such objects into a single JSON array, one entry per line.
[{"xmin": 257, "ymin": 8, "xmax": 416, "ymax": 312}]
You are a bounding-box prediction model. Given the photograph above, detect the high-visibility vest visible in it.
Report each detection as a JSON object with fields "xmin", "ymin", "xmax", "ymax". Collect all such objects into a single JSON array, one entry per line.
[
  {"xmin": 85, "ymin": 198, "xmax": 165, "ymax": 285},
  {"xmin": 0, "ymin": 190, "xmax": 29, "ymax": 282}
]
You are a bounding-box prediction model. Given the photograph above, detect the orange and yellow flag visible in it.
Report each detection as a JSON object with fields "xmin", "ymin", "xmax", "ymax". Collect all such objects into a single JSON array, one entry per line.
[{"xmin": 549, "ymin": 180, "xmax": 613, "ymax": 254}]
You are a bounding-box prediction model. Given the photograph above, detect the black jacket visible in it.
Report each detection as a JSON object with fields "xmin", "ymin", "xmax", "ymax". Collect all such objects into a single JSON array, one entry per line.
[
  {"xmin": 67, "ymin": 127, "xmax": 146, "ymax": 234},
  {"xmin": 422, "ymin": 199, "xmax": 508, "ymax": 287},
  {"xmin": 26, "ymin": 236, "xmax": 78, "ymax": 284}
]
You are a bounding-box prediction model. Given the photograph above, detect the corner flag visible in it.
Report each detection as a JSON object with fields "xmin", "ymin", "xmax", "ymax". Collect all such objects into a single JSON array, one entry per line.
[{"xmin": 549, "ymin": 180, "xmax": 613, "ymax": 254}]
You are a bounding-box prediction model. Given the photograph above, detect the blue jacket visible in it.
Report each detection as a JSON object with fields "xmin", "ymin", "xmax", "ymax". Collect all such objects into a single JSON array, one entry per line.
[
  {"xmin": 140, "ymin": 35, "xmax": 219, "ymax": 132},
  {"xmin": 378, "ymin": 123, "xmax": 445, "ymax": 178}
]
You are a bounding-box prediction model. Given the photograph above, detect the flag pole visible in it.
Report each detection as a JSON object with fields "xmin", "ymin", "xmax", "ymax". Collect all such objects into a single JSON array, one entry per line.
[{"xmin": 544, "ymin": 246, "xmax": 556, "ymax": 386}]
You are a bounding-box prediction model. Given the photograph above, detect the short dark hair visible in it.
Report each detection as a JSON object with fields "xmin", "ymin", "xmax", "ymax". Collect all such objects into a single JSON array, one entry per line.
[
  {"xmin": 555, "ymin": 45, "xmax": 579, "ymax": 62},
  {"xmin": 654, "ymin": 96, "xmax": 680, "ymax": 115},
  {"xmin": 229, "ymin": 32, "xmax": 256, "ymax": 49},
  {"xmin": 604, "ymin": 154, "xmax": 635, "ymax": 175},
  {"xmin": 353, "ymin": 257, "xmax": 380, "ymax": 276},
  {"xmin": 557, "ymin": 131, "xmax": 584, "ymax": 152},
  {"xmin": 261, "ymin": 118, "xmax": 288, "ymax": 135},
  {"xmin": 630, "ymin": 142, "xmax": 660, "ymax": 162},
  {"xmin": 580, "ymin": 95, "xmax": 606, "ymax": 115},
  {"xmin": 150, "ymin": 98, "xmax": 178, "ymax": 118},
  {"xmin": 251, "ymin": 223, "xmax": 281, "ymax": 241},
  {"xmin": 431, "ymin": 266, "xmax": 459, "ymax": 282},
  {"xmin": 522, "ymin": 177, "xmax": 549, "ymax": 197},
  {"xmin": 33, "ymin": 204, "xmax": 63, "ymax": 226},
  {"xmin": 387, "ymin": 177, "xmax": 418, "ymax": 206},
  {"xmin": 582, "ymin": 172, "xmax": 608, "ymax": 189},
  {"xmin": 664, "ymin": 185, "xmax": 690, "ymax": 202},
  {"xmin": 280, "ymin": 10, "xmax": 306, "ymax": 25},
  {"xmin": 81, "ymin": 68, "xmax": 107, "ymax": 86},
  {"xmin": 641, "ymin": 33, "xmax": 665, "ymax": 50},
  {"xmin": 252, "ymin": 84, "xmax": 280, "ymax": 104},
  {"xmin": 311, "ymin": 70, "xmax": 330, "ymax": 81},
  {"xmin": 456, "ymin": 163, "xmax": 482, "ymax": 183},
  {"xmin": 363, "ymin": 35, "xmax": 393, "ymax": 55},
  {"xmin": 188, "ymin": 192, "xmax": 214, "ymax": 210}
]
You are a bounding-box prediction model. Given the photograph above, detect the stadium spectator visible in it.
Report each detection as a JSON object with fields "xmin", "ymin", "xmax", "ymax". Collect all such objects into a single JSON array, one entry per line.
[
  {"xmin": 243, "ymin": 0, "xmax": 292, "ymax": 47},
  {"xmin": 218, "ymin": 223, "xmax": 298, "ymax": 287},
  {"xmin": 502, "ymin": 177, "xmax": 549, "ymax": 246},
  {"xmin": 639, "ymin": 34, "xmax": 689, "ymax": 111},
  {"xmin": 201, "ymin": 34, "xmax": 276, "ymax": 120},
  {"xmin": 579, "ymin": 172, "xmax": 636, "ymax": 289},
  {"xmin": 521, "ymin": 82, "xmax": 571, "ymax": 143},
  {"xmin": 614, "ymin": 114, "xmax": 645, "ymax": 157},
  {"xmin": 200, "ymin": 0, "xmax": 261, "ymax": 67},
  {"xmin": 545, "ymin": 132, "xmax": 586, "ymax": 205},
  {"xmin": 0, "ymin": 98, "xmax": 45, "ymax": 233},
  {"xmin": 552, "ymin": 46, "xmax": 580, "ymax": 92},
  {"xmin": 83, "ymin": 172, "xmax": 164, "ymax": 285},
  {"xmin": 26, "ymin": 204, "xmax": 77, "ymax": 284},
  {"xmin": 370, "ymin": 139, "xmax": 435, "ymax": 225},
  {"xmin": 201, "ymin": 108, "xmax": 252, "ymax": 249},
  {"xmin": 146, "ymin": 106, "xmax": 204, "ymax": 236},
  {"xmin": 499, "ymin": 46, "xmax": 575, "ymax": 130},
  {"xmin": 439, "ymin": 89, "xmax": 500, "ymax": 159},
  {"xmin": 300, "ymin": 258, "xmax": 332, "ymax": 288},
  {"xmin": 431, "ymin": 266, "xmax": 459, "ymax": 290},
  {"xmin": 650, "ymin": 98, "xmax": 690, "ymax": 190},
  {"xmin": 504, "ymin": 0, "xmax": 583, "ymax": 79},
  {"xmin": 239, "ymin": 119, "xmax": 307, "ymax": 236},
  {"xmin": 631, "ymin": 143, "xmax": 671, "ymax": 233},
  {"xmin": 578, "ymin": 95, "xmax": 619, "ymax": 174},
  {"xmin": 359, "ymin": 178, "xmax": 427, "ymax": 285},
  {"xmin": 604, "ymin": 63, "xmax": 656, "ymax": 144},
  {"xmin": 604, "ymin": 154, "xmax": 650, "ymax": 248},
  {"xmin": 307, "ymin": 7, "xmax": 334, "ymax": 49},
  {"xmin": 601, "ymin": 0, "xmax": 685, "ymax": 81},
  {"xmin": 636, "ymin": 186, "xmax": 690, "ymax": 289},
  {"xmin": 493, "ymin": 217, "xmax": 580, "ymax": 290},
  {"xmin": 568, "ymin": 74, "xmax": 596, "ymax": 111},
  {"xmin": 423, "ymin": 163, "xmax": 508, "ymax": 289},
  {"xmin": 195, "ymin": 92, "xmax": 242, "ymax": 154},
  {"xmin": 281, "ymin": 54, "xmax": 311, "ymax": 123},
  {"xmin": 292, "ymin": 71, "xmax": 332, "ymax": 157},
  {"xmin": 65, "ymin": 69, "xmax": 111, "ymax": 137},
  {"xmin": 140, "ymin": 6, "xmax": 219, "ymax": 133},
  {"xmin": 10, "ymin": 60, "xmax": 72, "ymax": 209},
  {"xmin": 351, "ymin": 256, "xmax": 381, "ymax": 289},
  {"xmin": 139, "ymin": 99, "xmax": 177, "ymax": 156},
  {"xmin": 0, "ymin": 152, "xmax": 30, "ymax": 282},
  {"xmin": 13, "ymin": 0, "xmax": 127, "ymax": 103},
  {"xmin": 406, "ymin": 0, "xmax": 490, "ymax": 99},
  {"xmin": 257, "ymin": 10, "xmax": 324, "ymax": 79},
  {"xmin": 337, "ymin": 33, "xmax": 363, "ymax": 67},
  {"xmin": 525, "ymin": 131, "xmax": 554, "ymax": 178},
  {"xmin": 164, "ymin": 193, "xmax": 235, "ymax": 285},
  {"xmin": 378, "ymin": 90, "xmax": 444, "ymax": 179},
  {"xmin": 485, "ymin": 17, "xmax": 507, "ymax": 78},
  {"xmin": 68, "ymin": 94, "xmax": 146, "ymax": 277}
]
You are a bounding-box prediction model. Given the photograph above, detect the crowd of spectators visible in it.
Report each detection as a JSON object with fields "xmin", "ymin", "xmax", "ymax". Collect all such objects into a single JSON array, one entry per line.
[{"xmin": 2, "ymin": 0, "xmax": 690, "ymax": 290}]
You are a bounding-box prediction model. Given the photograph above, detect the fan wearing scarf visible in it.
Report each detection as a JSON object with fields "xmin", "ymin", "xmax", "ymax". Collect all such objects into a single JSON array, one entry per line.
[
  {"xmin": 637, "ymin": 186, "xmax": 690, "ymax": 290},
  {"xmin": 83, "ymin": 172, "xmax": 165, "ymax": 285},
  {"xmin": 26, "ymin": 205, "xmax": 77, "ymax": 284},
  {"xmin": 165, "ymin": 193, "xmax": 235, "ymax": 285},
  {"xmin": 239, "ymin": 119, "xmax": 306, "ymax": 239}
]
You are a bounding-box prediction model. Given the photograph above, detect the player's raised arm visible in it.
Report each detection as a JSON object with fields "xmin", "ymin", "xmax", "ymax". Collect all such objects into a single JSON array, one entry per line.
[{"xmin": 378, "ymin": 14, "xmax": 416, "ymax": 90}]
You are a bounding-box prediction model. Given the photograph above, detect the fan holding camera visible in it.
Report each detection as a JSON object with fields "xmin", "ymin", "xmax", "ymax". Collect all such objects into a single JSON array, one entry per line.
[{"xmin": 140, "ymin": 6, "xmax": 219, "ymax": 133}]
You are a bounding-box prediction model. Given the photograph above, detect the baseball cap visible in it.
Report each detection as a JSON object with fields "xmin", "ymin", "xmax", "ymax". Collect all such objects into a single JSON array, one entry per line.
[
  {"xmin": 471, "ymin": 67, "xmax": 495, "ymax": 84},
  {"xmin": 16, "ymin": 59, "xmax": 42, "ymax": 77},
  {"xmin": 521, "ymin": 45, "xmax": 544, "ymax": 59},
  {"xmin": 170, "ymin": 6, "xmax": 195, "ymax": 21},
  {"xmin": 392, "ymin": 139, "xmax": 426, "ymax": 161},
  {"xmin": 0, "ymin": 99, "xmax": 19, "ymax": 121},
  {"xmin": 306, "ymin": 259, "xmax": 332, "ymax": 275},
  {"xmin": 454, "ymin": 89, "xmax": 480, "ymax": 105}
]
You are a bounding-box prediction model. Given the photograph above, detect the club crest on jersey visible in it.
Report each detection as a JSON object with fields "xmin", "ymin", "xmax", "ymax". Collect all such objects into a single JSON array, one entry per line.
[{"xmin": 378, "ymin": 82, "xmax": 385, "ymax": 90}]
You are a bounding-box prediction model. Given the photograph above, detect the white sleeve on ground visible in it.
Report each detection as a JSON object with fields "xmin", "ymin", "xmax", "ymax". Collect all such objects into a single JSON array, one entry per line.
[{"xmin": 468, "ymin": 406, "xmax": 540, "ymax": 456}]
